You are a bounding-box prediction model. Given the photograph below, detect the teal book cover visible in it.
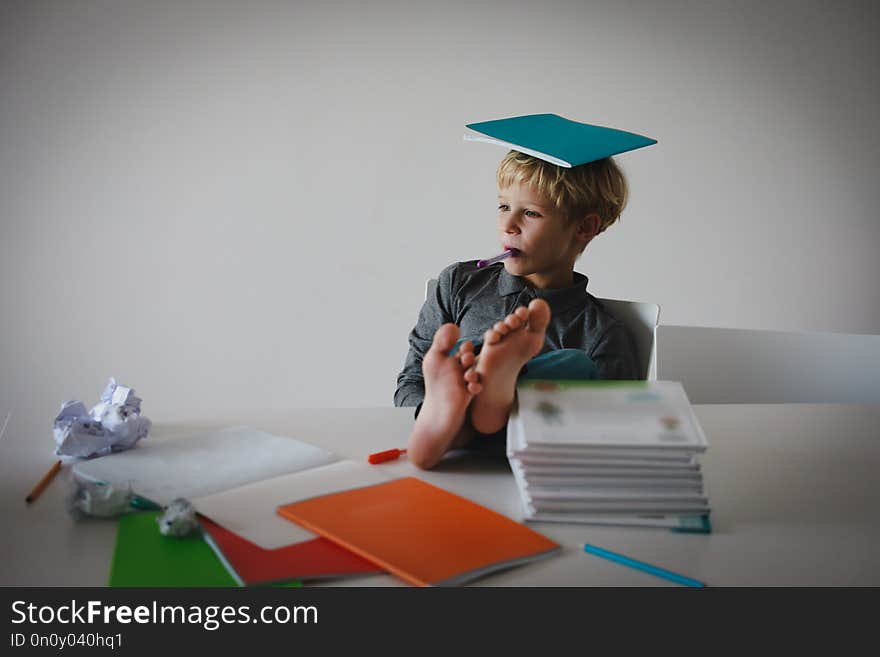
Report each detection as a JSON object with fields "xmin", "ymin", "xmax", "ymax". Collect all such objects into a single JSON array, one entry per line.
[{"xmin": 464, "ymin": 113, "xmax": 656, "ymax": 167}]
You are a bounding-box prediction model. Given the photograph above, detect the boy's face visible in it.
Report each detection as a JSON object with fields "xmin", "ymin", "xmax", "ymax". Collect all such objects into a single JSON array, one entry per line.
[{"xmin": 497, "ymin": 182, "xmax": 589, "ymax": 289}]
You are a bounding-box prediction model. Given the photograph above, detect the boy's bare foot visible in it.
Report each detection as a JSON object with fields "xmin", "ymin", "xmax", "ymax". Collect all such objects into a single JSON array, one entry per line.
[
  {"xmin": 469, "ymin": 298, "xmax": 551, "ymax": 434},
  {"xmin": 407, "ymin": 323, "xmax": 482, "ymax": 469}
]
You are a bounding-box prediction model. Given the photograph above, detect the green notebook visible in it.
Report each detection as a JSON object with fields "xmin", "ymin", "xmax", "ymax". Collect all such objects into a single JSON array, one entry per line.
[
  {"xmin": 464, "ymin": 113, "xmax": 656, "ymax": 168},
  {"xmin": 109, "ymin": 511, "xmax": 237, "ymax": 586},
  {"xmin": 109, "ymin": 511, "xmax": 301, "ymax": 587}
]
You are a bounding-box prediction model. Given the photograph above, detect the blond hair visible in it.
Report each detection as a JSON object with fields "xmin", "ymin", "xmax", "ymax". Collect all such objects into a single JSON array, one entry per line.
[{"xmin": 496, "ymin": 151, "xmax": 629, "ymax": 234}]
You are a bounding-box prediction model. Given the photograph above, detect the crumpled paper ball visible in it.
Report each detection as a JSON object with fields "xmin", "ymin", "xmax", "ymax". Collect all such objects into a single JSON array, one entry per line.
[
  {"xmin": 157, "ymin": 498, "xmax": 199, "ymax": 537},
  {"xmin": 53, "ymin": 378, "xmax": 151, "ymax": 459}
]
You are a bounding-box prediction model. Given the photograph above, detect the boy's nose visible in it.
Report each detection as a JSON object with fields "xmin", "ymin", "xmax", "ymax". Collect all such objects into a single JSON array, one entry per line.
[{"xmin": 500, "ymin": 213, "xmax": 520, "ymax": 233}]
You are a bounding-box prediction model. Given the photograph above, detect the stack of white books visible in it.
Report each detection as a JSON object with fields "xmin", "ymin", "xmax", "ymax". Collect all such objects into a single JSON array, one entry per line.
[{"xmin": 507, "ymin": 380, "xmax": 711, "ymax": 532}]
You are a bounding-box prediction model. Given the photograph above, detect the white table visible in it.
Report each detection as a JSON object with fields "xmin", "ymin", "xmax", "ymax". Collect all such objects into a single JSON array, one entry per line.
[{"xmin": 1, "ymin": 404, "xmax": 878, "ymax": 586}]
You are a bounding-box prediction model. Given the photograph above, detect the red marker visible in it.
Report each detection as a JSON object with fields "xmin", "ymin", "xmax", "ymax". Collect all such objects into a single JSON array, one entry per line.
[{"xmin": 368, "ymin": 448, "xmax": 407, "ymax": 464}]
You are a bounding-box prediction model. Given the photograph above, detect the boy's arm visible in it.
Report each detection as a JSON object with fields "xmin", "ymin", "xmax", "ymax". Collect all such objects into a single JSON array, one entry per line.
[
  {"xmin": 394, "ymin": 328, "xmax": 430, "ymax": 407},
  {"xmin": 590, "ymin": 322, "xmax": 641, "ymax": 380},
  {"xmin": 394, "ymin": 266, "xmax": 457, "ymax": 408}
]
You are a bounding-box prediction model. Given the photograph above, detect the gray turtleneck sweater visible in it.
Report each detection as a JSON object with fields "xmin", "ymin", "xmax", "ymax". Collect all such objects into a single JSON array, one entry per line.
[{"xmin": 394, "ymin": 260, "xmax": 639, "ymax": 409}]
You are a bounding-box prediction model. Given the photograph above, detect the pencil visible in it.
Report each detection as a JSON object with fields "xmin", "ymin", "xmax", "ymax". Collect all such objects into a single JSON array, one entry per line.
[
  {"xmin": 583, "ymin": 543, "xmax": 706, "ymax": 588},
  {"xmin": 25, "ymin": 460, "xmax": 62, "ymax": 504}
]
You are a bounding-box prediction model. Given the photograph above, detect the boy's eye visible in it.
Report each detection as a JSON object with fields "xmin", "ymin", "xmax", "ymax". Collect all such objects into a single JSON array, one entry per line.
[{"xmin": 498, "ymin": 204, "xmax": 541, "ymax": 218}]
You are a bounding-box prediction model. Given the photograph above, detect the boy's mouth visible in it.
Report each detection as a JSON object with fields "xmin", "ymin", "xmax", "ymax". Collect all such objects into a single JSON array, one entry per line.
[{"xmin": 503, "ymin": 246, "xmax": 522, "ymax": 257}]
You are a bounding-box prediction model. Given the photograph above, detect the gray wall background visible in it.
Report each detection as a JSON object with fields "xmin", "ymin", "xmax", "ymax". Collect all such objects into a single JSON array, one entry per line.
[{"xmin": 2, "ymin": 0, "xmax": 878, "ymax": 420}]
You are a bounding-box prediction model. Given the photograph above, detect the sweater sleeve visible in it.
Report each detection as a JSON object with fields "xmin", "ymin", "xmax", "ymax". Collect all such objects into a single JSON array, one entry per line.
[{"xmin": 394, "ymin": 264, "xmax": 458, "ymax": 407}]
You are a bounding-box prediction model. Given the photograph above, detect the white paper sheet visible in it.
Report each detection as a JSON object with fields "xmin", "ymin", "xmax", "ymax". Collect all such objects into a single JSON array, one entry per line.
[{"xmin": 72, "ymin": 426, "xmax": 337, "ymax": 507}]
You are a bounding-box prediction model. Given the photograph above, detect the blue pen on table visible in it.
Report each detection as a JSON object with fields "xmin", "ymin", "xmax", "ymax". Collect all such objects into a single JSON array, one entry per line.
[{"xmin": 583, "ymin": 543, "xmax": 706, "ymax": 588}]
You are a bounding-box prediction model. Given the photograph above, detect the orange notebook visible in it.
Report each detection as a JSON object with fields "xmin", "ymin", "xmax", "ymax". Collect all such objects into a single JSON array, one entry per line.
[
  {"xmin": 277, "ymin": 477, "xmax": 561, "ymax": 586},
  {"xmin": 198, "ymin": 515, "xmax": 383, "ymax": 586}
]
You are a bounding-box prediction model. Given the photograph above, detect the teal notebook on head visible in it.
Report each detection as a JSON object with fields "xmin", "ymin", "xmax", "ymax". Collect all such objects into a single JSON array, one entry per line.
[
  {"xmin": 464, "ymin": 113, "xmax": 656, "ymax": 167},
  {"xmin": 109, "ymin": 511, "xmax": 302, "ymax": 587}
]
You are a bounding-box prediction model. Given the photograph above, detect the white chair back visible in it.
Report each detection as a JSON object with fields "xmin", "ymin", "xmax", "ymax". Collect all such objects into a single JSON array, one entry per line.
[
  {"xmin": 655, "ymin": 324, "xmax": 880, "ymax": 403},
  {"xmin": 595, "ymin": 298, "xmax": 660, "ymax": 381}
]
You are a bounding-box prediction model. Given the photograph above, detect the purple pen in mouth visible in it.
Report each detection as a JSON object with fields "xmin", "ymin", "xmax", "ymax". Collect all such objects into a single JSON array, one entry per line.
[{"xmin": 476, "ymin": 248, "xmax": 520, "ymax": 268}]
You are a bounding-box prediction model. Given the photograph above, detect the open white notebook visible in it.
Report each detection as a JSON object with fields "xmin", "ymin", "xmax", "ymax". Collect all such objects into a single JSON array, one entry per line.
[{"xmin": 72, "ymin": 426, "xmax": 338, "ymax": 507}]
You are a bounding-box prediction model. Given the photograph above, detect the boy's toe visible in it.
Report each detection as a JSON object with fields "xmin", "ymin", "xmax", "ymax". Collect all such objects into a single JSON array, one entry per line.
[
  {"xmin": 504, "ymin": 313, "xmax": 524, "ymax": 330},
  {"xmin": 432, "ymin": 323, "xmax": 461, "ymax": 353},
  {"xmin": 526, "ymin": 299, "xmax": 551, "ymax": 333}
]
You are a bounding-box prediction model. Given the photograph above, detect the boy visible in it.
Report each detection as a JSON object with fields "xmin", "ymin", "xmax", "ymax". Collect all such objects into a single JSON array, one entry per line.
[{"xmin": 395, "ymin": 149, "xmax": 639, "ymax": 469}]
